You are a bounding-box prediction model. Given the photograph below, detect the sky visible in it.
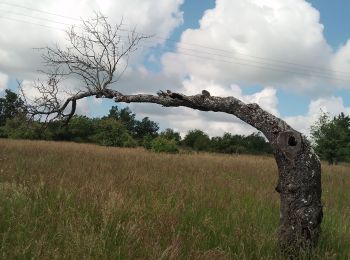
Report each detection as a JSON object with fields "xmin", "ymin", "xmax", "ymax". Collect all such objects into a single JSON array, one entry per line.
[{"xmin": 0, "ymin": 0, "xmax": 350, "ymax": 137}]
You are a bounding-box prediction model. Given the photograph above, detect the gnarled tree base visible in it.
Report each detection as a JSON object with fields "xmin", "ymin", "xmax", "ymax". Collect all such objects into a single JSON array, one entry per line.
[{"xmin": 26, "ymin": 88, "xmax": 323, "ymax": 255}]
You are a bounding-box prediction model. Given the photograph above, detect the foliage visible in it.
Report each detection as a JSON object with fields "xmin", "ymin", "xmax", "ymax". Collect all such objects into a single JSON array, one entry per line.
[
  {"xmin": 210, "ymin": 132, "xmax": 271, "ymax": 155},
  {"xmin": 150, "ymin": 136, "xmax": 179, "ymax": 153},
  {"xmin": 142, "ymin": 134, "xmax": 154, "ymax": 150},
  {"xmin": 1, "ymin": 139, "xmax": 349, "ymax": 259},
  {"xmin": 108, "ymin": 105, "xmax": 159, "ymax": 141},
  {"xmin": 134, "ymin": 117, "xmax": 159, "ymax": 140},
  {"xmin": 108, "ymin": 106, "xmax": 137, "ymax": 135},
  {"xmin": 2, "ymin": 117, "xmax": 41, "ymax": 140},
  {"xmin": 92, "ymin": 118, "xmax": 136, "ymax": 147},
  {"xmin": 160, "ymin": 128, "xmax": 181, "ymax": 144},
  {"xmin": 0, "ymin": 89, "xmax": 26, "ymax": 126},
  {"xmin": 182, "ymin": 129, "xmax": 211, "ymax": 151},
  {"xmin": 310, "ymin": 112, "xmax": 350, "ymax": 164},
  {"xmin": 0, "ymin": 89, "xmax": 274, "ymax": 155}
]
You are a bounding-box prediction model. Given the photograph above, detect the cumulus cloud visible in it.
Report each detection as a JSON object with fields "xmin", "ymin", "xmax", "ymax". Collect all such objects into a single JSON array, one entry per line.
[
  {"xmin": 0, "ymin": 0, "xmax": 184, "ymax": 79},
  {"xmin": 162, "ymin": 0, "xmax": 342, "ymax": 94},
  {"xmin": 0, "ymin": 72, "xmax": 9, "ymax": 91},
  {"xmin": 3, "ymin": 0, "xmax": 350, "ymax": 138},
  {"xmin": 130, "ymin": 78, "xmax": 279, "ymax": 137},
  {"xmin": 332, "ymin": 39, "xmax": 350, "ymax": 88},
  {"xmin": 153, "ymin": 0, "xmax": 350, "ymax": 136},
  {"xmin": 286, "ymin": 96, "xmax": 350, "ymax": 134}
]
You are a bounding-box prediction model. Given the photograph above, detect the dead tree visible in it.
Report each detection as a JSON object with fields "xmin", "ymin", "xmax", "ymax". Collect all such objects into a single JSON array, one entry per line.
[{"xmin": 21, "ymin": 15, "xmax": 322, "ymax": 255}]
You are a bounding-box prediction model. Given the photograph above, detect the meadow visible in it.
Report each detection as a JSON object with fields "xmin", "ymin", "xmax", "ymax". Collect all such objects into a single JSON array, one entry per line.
[{"xmin": 0, "ymin": 139, "xmax": 349, "ymax": 259}]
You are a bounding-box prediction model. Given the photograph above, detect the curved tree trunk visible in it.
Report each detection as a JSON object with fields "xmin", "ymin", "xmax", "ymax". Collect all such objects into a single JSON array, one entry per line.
[
  {"xmin": 102, "ymin": 89, "xmax": 323, "ymax": 255},
  {"xmin": 37, "ymin": 88, "xmax": 323, "ymax": 255}
]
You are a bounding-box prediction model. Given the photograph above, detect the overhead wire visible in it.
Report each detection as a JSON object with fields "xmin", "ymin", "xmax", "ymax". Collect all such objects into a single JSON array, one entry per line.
[
  {"xmin": 1, "ymin": 2, "xmax": 350, "ymax": 83},
  {"xmin": 1, "ymin": 0, "xmax": 349, "ymax": 77},
  {"xmin": 0, "ymin": 1, "xmax": 80, "ymax": 21}
]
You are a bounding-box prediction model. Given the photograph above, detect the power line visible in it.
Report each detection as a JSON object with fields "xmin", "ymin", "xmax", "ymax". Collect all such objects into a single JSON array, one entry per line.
[
  {"xmin": 139, "ymin": 43, "xmax": 350, "ymax": 83},
  {"xmin": 0, "ymin": 1, "xmax": 80, "ymax": 21},
  {"xmin": 141, "ymin": 38, "xmax": 350, "ymax": 80},
  {"xmin": 0, "ymin": 16, "xmax": 65, "ymax": 31},
  {"xmin": 1, "ymin": 6, "xmax": 350, "ymax": 84},
  {"xmin": 0, "ymin": 10, "xmax": 73, "ymax": 27},
  {"xmin": 2, "ymin": 1, "xmax": 349, "ymax": 78}
]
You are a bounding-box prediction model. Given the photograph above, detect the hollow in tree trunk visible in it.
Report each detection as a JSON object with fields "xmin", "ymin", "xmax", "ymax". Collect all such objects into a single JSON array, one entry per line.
[
  {"xmin": 107, "ymin": 89, "xmax": 323, "ymax": 255},
  {"xmin": 27, "ymin": 88, "xmax": 323, "ymax": 255}
]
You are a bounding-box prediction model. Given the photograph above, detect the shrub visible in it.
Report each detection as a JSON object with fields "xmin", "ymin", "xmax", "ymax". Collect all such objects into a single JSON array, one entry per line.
[
  {"xmin": 92, "ymin": 118, "xmax": 137, "ymax": 147},
  {"xmin": 182, "ymin": 129, "xmax": 210, "ymax": 151},
  {"xmin": 122, "ymin": 133, "xmax": 138, "ymax": 147},
  {"xmin": 142, "ymin": 134, "xmax": 154, "ymax": 150},
  {"xmin": 151, "ymin": 136, "xmax": 178, "ymax": 153},
  {"xmin": 3, "ymin": 117, "xmax": 41, "ymax": 140}
]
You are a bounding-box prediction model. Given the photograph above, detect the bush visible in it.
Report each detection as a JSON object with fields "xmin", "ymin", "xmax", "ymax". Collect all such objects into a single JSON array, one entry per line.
[
  {"xmin": 122, "ymin": 133, "xmax": 138, "ymax": 147},
  {"xmin": 151, "ymin": 136, "xmax": 178, "ymax": 153},
  {"xmin": 182, "ymin": 129, "xmax": 210, "ymax": 151},
  {"xmin": 3, "ymin": 117, "xmax": 41, "ymax": 140},
  {"xmin": 142, "ymin": 134, "xmax": 154, "ymax": 150},
  {"xmin": 92, "ymin": 118, "xmax": 137, "ymax": 147}
]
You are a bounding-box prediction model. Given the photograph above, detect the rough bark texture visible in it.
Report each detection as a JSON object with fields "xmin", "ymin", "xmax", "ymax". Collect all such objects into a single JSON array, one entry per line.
[
  {"xmin": 103, "ymin": 89, "xmax": 323, "ymax": 254},
  {"xmin": 31, "ymin": 88, "xmax": 323, "ymax": 254}
]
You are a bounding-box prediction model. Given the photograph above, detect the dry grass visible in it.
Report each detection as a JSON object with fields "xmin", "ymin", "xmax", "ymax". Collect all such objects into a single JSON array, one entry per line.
[{"xmin": 0, "ymin": 139, "xmax": 349, "ymax": 259}]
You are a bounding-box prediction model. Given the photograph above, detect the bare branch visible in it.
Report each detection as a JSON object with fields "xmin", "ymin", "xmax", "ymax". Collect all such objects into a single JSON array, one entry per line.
[
  {"xmin": 21, "ymin": 14, "xmax": 323, "ymax": 254},
  {"xmin": 22, "ymin": 13, "xmax": 149, "ymax": 122}
]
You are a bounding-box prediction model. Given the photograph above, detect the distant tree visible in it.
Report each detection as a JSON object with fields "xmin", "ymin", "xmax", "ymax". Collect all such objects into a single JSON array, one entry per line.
[
  {"xmin": 159, "ymin": 128, "xmax": 181, "ymax": 143},
  {"xmin": 2, "ymin": 117, "xmax": 41, "ymax": 139},
  {"xmin": 245, "ymin": 132, "xmax": 272, "ymax": 154},
  {"xmin": 151, "ymin": 136, "xmax": 178, "ymax": 153},
  {"xmin": 108, "ymin": 106, "xmax": 137, "ymax": 135},
  {"xmin": 107, "ymin": 105, "xmax": 120, "ymax": 120},
  {"xmin": 67, "ymin": 116, "xmax": 96, "ymax": 142},
  {"xmin": 183, "ymin": 129, "xmax": 210, "ymax": 151},
  {"xmin": 92, "ymin": 118, "xmax": 136, "ymax": 147},
  {"xmin": 22, "ymin": 14, "xmax": 324, "ymax": 254},
  {"xmin": 0, "ymin": 89, "xmax": 26, "ymax": 126},
  {"xmin": 310, "ymin": 112, "xmax": 350, "ymax": 164},
  {"xmin": 134, "ymin": 117, "xmax": 159, "ymax": 140}
]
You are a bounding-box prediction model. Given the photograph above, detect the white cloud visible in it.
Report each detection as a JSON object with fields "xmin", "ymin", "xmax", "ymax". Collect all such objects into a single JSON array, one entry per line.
[
  {"xmin": 0, "ymin": 72, "xmax": 9, "ymax": 91},
  {"xmin": 332, "ymin": 39, "xmax": 350, "ymax": 88},
  {"xmin": 3, "ymin": 0, "xmax": 350, "ymax": 139},
  {"xmin": 130, "ymin": 78, "xmax": 279, "ymax": 137},
  {"xmin": 285, "ymin": 96, "xmax": 350, "ymax": 134},
  {"xmin": 181, "ymin": 76, "xmax": 279, "ymax": 116},
  {"xmin": 0, "ymin": 0, "xmax": 184, "ymax": 79},
  {"xmin": 162, "ymin": 0, "xmax": 339, "ymax": 94}
]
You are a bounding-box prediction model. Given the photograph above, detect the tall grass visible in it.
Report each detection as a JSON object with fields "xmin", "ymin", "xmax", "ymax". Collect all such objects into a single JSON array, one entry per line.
[{"xmin": 0, "ymin": 139, "xmax": 349, "ymax": 259}]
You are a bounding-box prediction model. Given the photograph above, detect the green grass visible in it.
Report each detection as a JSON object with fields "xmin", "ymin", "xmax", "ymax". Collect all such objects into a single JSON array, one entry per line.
[{"xmin": 0, "ymin": 139, "xmax": 349, "ymax": 259}]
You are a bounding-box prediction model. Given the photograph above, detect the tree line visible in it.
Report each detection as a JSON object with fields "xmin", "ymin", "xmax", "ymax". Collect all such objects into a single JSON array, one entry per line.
[
  {"xmin": 0, "ymin": 89, "xmax": 272, "ymax": 155},
  {"xmin": 1, "ymin": 89, "xmax": 349, "ymax": 162}
]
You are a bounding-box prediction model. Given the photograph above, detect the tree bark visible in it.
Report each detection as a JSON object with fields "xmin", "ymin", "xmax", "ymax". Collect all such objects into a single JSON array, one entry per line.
[
  {"xmin": 99, "ymin": 89, "xmax": 323, "ymax": 255},
  {"xmin": 31, "ymin": 88, "xmax": 323, "ymax": 255}
]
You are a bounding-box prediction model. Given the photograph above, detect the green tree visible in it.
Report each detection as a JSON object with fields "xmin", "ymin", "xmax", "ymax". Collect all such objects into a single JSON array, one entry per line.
[
  {"xmin": 310, "ymin": 112, "xmax": 350, "ymax": 164},
  {"xmin": 159, "ymin": 128, "xmax": 181, "ymax": 143},
  {"xmin": 182, "ymin": 129, "xmax": 210, "ymax": 151},
  {"xmin": 245, "ymin": 132, "xmax": 272, "ymax": 154},
  {"xmin": 0, "ymin": 89, "xmax": 26, "ymax": 126},
  {"xmin": 92, "ymin": 118, "xmax": 137, "ymax": 147},
  {"xmin": 151, "ymin": 136, "xmax": 178, "ymax": 153},
  {"xmin": 107, "ymin": 106, "xmax": 137, "ymax": 135},
  {"xmin": 2, "ymin": 117, "xmax": 41, "ymax": 139},
  {"xmin": 134, "ymin": 117, "xmax": 159, "ymax": 140}
]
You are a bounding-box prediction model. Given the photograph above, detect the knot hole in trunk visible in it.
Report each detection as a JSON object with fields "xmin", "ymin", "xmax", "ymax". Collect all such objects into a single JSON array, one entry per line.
[
  {"xmin": 288, "ymin": 136, "xmax": 298, "ymax": 146},
  {"xmin": 277, "ymin": 130, "xmax": 302, "ymax": 162}
]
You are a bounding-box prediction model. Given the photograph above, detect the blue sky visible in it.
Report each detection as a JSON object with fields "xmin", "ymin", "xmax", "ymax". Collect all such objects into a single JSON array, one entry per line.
[
  {"xmin": 1, "ymin": 0, "xmax": 350, "ymax": 136},
  {"xmin": 175, "ymin": 0, "xmax": 350, "ymax": 117}
]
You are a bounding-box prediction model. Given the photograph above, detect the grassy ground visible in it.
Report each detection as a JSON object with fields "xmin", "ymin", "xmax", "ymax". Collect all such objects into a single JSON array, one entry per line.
[{"xmin": 0, "ymin": 139, "xmax": 349, "ymax": 259}]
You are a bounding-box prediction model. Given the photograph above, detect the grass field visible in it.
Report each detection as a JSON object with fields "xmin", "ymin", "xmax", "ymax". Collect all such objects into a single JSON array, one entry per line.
[{"xmin": 0, "ymin": 139, "xmax": 349, "ymax": 259}]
